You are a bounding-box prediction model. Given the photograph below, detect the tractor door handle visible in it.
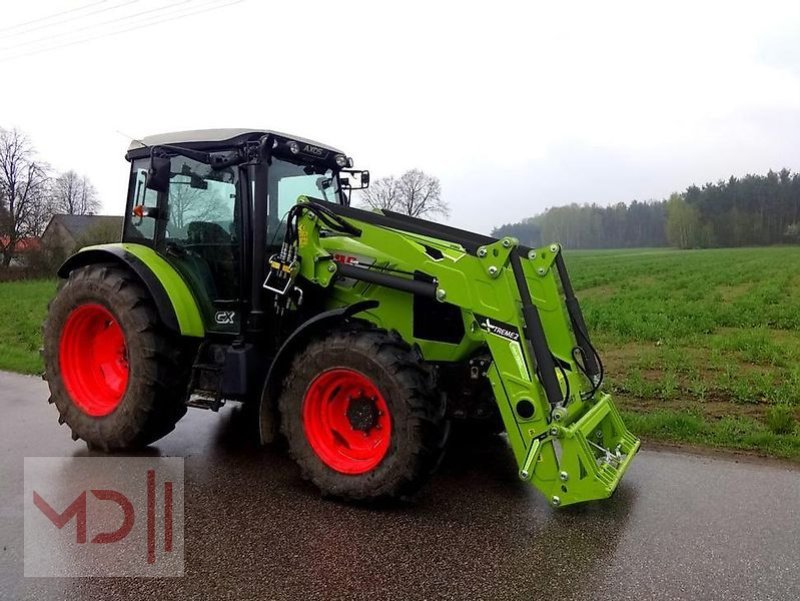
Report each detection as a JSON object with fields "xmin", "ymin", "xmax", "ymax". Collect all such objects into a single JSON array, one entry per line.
[{"xmin": 165, "ymin": 242, "xmax": 188, "ymax": 258}]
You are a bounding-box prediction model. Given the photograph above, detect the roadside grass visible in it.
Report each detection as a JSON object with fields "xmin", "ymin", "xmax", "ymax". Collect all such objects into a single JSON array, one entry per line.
[
  {"xmin": 0, "ymin": 279, "xmax": 56, "ymax": 374},
  {"xmin": 622, "ymin": 409, "xmax": 800, "ymax": 460}
]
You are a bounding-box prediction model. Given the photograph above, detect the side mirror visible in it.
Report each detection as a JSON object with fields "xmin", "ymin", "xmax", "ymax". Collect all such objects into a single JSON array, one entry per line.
[
  {"xmin": 146, "ymin": 156, "xmax": 171, "ymax": 193},
  {"xmin": 340, "ymin": 169, "xmax": 370, "ymax": 190}
]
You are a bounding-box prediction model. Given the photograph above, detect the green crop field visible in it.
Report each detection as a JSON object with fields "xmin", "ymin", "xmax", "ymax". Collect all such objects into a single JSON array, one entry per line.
[
  {"xmin": 1, "ymin": 246, "xmax": 798, "ymax": 458},
  {"xmin": 568, "ymin": 246, "xmax": 800, "ymax": 458}
]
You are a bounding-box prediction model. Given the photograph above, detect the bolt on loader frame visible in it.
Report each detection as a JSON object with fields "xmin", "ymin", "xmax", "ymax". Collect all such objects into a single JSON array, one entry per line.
[{"xmin": 49, "ymin": 129, "xmax": 638, "ymax": 507}]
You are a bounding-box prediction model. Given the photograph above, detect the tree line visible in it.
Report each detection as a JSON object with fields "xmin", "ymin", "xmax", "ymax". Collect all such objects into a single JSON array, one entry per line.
[
  {"xmin": 0, "ymin": 127, "xmax": 99, "ymax": 267},
  {"xmin": 492, "ymin": 168, "xmax": 800, "ymax": 249}
]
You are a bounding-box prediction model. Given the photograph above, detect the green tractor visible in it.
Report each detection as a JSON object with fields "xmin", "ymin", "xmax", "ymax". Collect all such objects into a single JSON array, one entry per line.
[{"xmin": 43, "ymin": 129, "xmax": 639, "ymax": 506}]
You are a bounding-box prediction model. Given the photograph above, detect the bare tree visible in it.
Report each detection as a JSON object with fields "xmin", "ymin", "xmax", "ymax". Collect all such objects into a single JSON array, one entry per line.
[
  {"xmin": 360, "ymin": 175, "xmax": 401, "ymax": 212},
  {"xmin": 360, "ymin": 169, "xmax": 449, "ymax": 219},
  {"xmin": 51, "ymin": 170, "xmax": 100, "ymax": 215},
  {"xmin": 0, "ymin": 128, "xmax": 50, "ymax": 267}
]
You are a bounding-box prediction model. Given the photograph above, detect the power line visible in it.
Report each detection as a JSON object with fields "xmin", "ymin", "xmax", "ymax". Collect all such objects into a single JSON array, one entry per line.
[
  {"xmin": 0, "ymin": 0, "xmax": 109, "ymax": 34},
  {"xmin": 0, "ymin": 0, "xmax": 243, "ymax": 63},
  {"xmin": 0, "ymin": 0, "xmax": 230, "ymax": 57},
  {"xmin": 0, "ymin": 0, "xmax": 191, "ymax": 51},
  {"xmin": 0, "ymin": 1, "xmax": 141, "ymax": 41}
]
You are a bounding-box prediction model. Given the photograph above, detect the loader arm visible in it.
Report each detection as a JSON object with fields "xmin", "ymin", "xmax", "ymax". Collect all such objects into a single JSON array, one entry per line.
[{"xmin": 288, "ymin": 199, "xmax": 639, "ymax": 507}]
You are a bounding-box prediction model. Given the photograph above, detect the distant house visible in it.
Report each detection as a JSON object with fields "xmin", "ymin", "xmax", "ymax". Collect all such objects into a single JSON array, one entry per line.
[
  {"xmin": 41, "ymin": 214, "xmax": 124, "ymax": 255},
  {"xmin": 0, "ymin": 236, "xmax": 41, "ymax": 253},
  {"xmin": 0, "ymin": 236, "xmax": 41, "ymax": 267}
]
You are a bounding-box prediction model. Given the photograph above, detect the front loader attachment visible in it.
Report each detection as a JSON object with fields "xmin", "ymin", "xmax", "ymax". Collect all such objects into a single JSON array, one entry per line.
[
  {"xmin": 474, "ymin": 239, "xmax": 641, "ymax": 507},
  {"xmin": 293, "ymin": 201, "xmax": 640, "ymax": 507},
  {"xmin": 519, "ymin": 394, "xmax": 640, "ymax": 507}
]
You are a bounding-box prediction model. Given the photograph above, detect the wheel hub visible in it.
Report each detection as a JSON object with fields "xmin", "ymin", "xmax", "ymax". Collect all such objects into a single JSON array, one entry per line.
[{"xmin": 346, "ymin": 395, "xmax": 380, "ymax": 432}]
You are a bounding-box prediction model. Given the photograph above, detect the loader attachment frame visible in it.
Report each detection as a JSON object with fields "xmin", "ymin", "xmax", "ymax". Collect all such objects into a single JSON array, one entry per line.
[{"xmin": 288, "ymin": 200, "xmax": 640, "ymax": 507}]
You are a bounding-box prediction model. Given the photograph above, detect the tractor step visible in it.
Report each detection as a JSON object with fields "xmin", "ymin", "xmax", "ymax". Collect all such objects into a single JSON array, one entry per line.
[
  {"xmin": 186, "ymin": 393, "xmax": 226, "ymax": 411},
  {"xmin": 186, "ymin": 343, "xmax": 226, "ymax": 411}
]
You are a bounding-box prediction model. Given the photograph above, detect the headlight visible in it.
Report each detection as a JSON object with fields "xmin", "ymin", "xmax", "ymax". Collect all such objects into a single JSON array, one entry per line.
[
  {"xmin": 287, "ymin": 140, "xmax": 300, "ymax": 155},
  {"xmin": 334, "ymin": 154, "xmax": 348, "ymax": 168}
]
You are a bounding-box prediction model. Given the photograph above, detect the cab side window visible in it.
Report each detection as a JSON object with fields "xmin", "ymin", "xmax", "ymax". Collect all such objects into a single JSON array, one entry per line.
[
  {"xmin": 163, "ymin": 156, "xmax": 240, "ymax": 302},
  {"xmin": 126, "ymin": 159, "xmax": 159, "ymax": 242}
]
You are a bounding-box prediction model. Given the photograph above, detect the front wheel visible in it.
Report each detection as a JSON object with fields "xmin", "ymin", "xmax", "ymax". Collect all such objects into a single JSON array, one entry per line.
[
  {"xmin": 43, "ymin": 264, "xmax": 192, "ymax": 450},
  {"xmin": 279, "ymin": 327, "xmax": 449, "ymax": 501}
]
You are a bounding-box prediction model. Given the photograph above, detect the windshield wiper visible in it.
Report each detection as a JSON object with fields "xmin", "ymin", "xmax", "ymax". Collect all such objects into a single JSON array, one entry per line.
[{"xmin": 152, "ymin": 144, "xmax": 246, "ymax": 171}]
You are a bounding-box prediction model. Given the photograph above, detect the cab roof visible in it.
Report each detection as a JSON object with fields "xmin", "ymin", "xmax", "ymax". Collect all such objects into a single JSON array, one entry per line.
[{"xmin": 125, "ymin": 128, "xmax": 344, "ymax": 159}]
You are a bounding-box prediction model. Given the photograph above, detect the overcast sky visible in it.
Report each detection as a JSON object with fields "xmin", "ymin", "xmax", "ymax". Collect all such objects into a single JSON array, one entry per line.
[{"xmin": 3, "ymin": 0, "xmax": 800, "ymax": 233}]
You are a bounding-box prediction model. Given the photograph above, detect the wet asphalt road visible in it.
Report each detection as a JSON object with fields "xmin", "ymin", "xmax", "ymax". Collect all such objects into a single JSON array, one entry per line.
[{"xmin": 1, "ymin": 370, "xmax": 799, "ymax": 600}]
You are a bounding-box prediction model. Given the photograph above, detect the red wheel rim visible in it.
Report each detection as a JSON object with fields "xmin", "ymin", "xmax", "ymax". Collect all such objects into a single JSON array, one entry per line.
[
  {"xmin": 59, "ymin": 304, "xmax": 129, "ymax": 417},
  {"xmin": 302, "ymin": 368, "xmax": 392, "ymax": 474}
]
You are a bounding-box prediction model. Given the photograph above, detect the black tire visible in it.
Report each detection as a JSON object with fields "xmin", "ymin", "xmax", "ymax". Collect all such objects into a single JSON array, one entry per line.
[
  {"xmin": 279, "ymin": 326, "xmax": 449, "ymax": 501},
  {"xmin": 43, "ymin": 264, "xmax": 193, "ymax": 450}
]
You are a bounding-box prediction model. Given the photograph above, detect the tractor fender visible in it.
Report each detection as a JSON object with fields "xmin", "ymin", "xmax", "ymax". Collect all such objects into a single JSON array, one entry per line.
[
  {"xmin": 258, "ymin": 300, "xmax": 379, "ymax": 444},
  {"xmin": 57, "ymin": 244, "xmax": 204, "ymax": 337}
]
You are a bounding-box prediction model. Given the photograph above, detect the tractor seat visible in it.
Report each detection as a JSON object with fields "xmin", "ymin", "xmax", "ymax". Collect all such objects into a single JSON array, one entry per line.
[
  {"xmin": 187, "ymin": 221, "xmax": 231, "ymax": 244},
  {"xmin": 185, "ymin": 221, "xmax": 238, "ymax": 301}
]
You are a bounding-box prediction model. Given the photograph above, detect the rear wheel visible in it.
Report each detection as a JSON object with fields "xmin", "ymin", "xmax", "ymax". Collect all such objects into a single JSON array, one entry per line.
[
  {"xmin": 43, "ymin": 264, "xmax": 193, "ymax": 450},
  {"xmin": 279, "ymin": 327, "xmax": 448, "ymax": 501}
]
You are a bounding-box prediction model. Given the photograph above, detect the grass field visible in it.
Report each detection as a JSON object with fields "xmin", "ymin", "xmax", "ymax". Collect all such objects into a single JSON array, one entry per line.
[
  {"xmin": 1, "ymin": 246, "xmax": 798, "ymax": 458},
  {"xmin": 0, "ymin": 279, "xmax": 55, "ymax": 374},
  {"xmin": 568, "ymin": 246, "xmax": 800, "ymax": 458}
]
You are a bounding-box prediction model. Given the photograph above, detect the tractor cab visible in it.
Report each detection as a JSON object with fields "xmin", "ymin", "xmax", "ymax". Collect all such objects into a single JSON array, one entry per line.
[{"xmin": 123, "ymin": 129, "xmax": 369, "ymax": 335}]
